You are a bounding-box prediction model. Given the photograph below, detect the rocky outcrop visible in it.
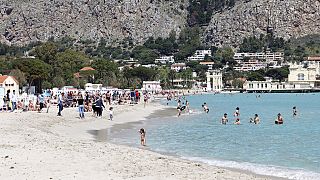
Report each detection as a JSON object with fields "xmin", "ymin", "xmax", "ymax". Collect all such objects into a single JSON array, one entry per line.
[
  {"xmin": 0, "ymin": 0, "xmax": 188, "ymax": 46},
  {"xmin": 204, "ymin": 0, "xmax": 320, "ymax": 47}
]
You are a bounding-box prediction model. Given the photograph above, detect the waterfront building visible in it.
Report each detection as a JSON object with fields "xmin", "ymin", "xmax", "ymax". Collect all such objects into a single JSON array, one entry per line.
[
  {"xmin": 142, "ymin": 81, "xmax": 162, "ymax": 93},
  {"xmin": 155, "ymin": 56, "xmax": 175, "ymax": 64},
  {"xmin": 171, "ymin": 63, "xmax": 187, "ymax": 72},
  {"xmin": 0, "ymin": 75, "xmax": 19, "ymax": 94},
  {"xmin": 243, "ymin": 62, "xmax": 320, "ymax": 92},
  {"xmin": 305, "ymin": 56, "xmax": 320, "ymax": 75},
  {"xmin": 187, "ymin": 50, "xmax": 212, "ymax": 61},
  {"xmin": 206, "ymin": 70, "xmax": 223, "ymax": 92}
]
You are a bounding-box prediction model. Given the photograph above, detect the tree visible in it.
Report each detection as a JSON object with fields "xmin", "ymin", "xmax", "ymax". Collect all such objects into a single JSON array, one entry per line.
[
  {"xmin": 9, "ymin": 69, "xmax": 27, "ymax": 88},
  {"xmin": 168, "ymin": 70, "xmax": 176, "ymax": 88},
  {"xmin": 34, "ymin": 42, "xmax": 58, "ymax": 64},
  {"xmin": 131, "ymin": 46, "xmax": 158, "ymax": 65},
  {"xmin": 91, "ymin": 58, "xmax": 119, "ymax": 87},
  {"xmin": 158, "ymin": 66, "xmax": 170, "ymax": 89},
  {"xmin": 214, "ymin": 47, "xmax": 235, "ymax": 65},
  {"xmin": 52, "ymin": 76, "xmax": 65, "ymax": 88},
  {"xmin": 55, "ymin": 49, "xmax": 90, "ymax": 84},
  {"xmin": 247, "ymin": 71, "xmax": 266, "ymax": 81},
  {"xmin": 265, "ymin": 67, "xmax": 289, "ymax": 82},
  {"xmin": 14, "ymin": 58, "xmax": 51, "ymax": 89}
]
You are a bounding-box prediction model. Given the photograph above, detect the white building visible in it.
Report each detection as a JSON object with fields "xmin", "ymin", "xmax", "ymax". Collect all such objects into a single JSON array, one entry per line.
[
  {"xmin": 206, "ymin": 70, "xmax": 223, "ymax": 92},
  {"xmin": 155, "ymin": 56, "xmax": 175, "ymax": 64},
  {"xmin": 0, "ymin": 75, "xmax": 19, "ymax": 94},
  {"xmin": 200, "ymin": 61, "xmax": 215, "ymax": 70},
  {"xmin": 85, "ymin": 83, "xmax": 103, "ymax": 92},
  {"xmin": 305, "ymin": 56, "xmax": 320, "ymax": 75},
  {"xmin": 142, "ymin": 81, "xmax": 162, "ymax": 93},
  {"xmin": 243, "ymin": 62, "xmax": 320, "ymax": 92},
  {"xmin": 188, "ymin": 50, "xmax": 212, "ymax": 61},
  {"xmin": 234, "ymin": 51, "xmax": 284, "ymax": 71},
  {"xmin": 234, "ymin": 60, "xmax": 267, "ymax": 71},
  {"xmin": 63, "ymin": 86, "xmax": 79, "ymax": 95},
  {"xmin": 171, "ymin": 63, "xmax": 187, "ymax": 72},
  {"xmin": 141, "ymin": 64, "xmax": 158, "ymax": 68}
]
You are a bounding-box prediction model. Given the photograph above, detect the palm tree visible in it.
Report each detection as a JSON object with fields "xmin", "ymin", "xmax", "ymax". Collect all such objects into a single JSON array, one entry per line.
[{"xmin": 168, "ymin": 70, "xmax": 176, "ymax": 88}]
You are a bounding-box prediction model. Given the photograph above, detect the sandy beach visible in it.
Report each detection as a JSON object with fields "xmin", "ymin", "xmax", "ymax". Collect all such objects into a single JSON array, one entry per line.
[{"xmin": 0, "ymin": 100, "xmax": 278, "ymax": 180}]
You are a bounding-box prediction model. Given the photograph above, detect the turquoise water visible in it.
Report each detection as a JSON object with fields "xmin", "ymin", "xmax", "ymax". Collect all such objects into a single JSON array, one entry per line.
[{"xmin": 109, "ymin": 93, "xmax": 320, "ymax": 180}]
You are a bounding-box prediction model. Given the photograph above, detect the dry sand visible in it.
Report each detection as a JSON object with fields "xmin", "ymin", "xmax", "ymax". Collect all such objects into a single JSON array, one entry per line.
[{"xmin": 0, "ymin": 101, "xmax": 278, "ymax": 180}]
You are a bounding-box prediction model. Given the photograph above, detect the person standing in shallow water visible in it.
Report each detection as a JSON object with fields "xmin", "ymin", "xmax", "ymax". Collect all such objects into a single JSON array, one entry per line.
[
  {"xmin": 139, "ymin": 128, "xmax": 146, "ymax": 146},
  {"xmin": 275, "ymin": 113, "xmax": 284, "ymax": 124},
  {"xmin": 293, "ymin": 106, "xmax": 297, "ymax": 116},
  {"xmin": 221, "ymin": 113, "xmax": 228, "ymax": 125}
]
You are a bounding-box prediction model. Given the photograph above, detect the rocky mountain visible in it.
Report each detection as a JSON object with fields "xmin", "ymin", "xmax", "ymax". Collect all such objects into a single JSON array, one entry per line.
[
  {"xmin": 0, "ymin": 0, "xmax": 188, "ymax": 46},
  {"xmin": 1, "ymin": 0, "xmax": 320, "ymax": 48},
  {"xmin": 204, "ymin": 0, "xmax": 320, "ymax": 47}
]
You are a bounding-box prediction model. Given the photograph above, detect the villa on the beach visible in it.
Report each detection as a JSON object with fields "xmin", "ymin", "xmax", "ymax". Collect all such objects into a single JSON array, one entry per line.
[
  {"xmin": 243, "ymin": 62, "xmax": 320, "ymax": 92},
  {"xmin": 0, "ymin": 75, "xmax": 19, "ymax": 94}
]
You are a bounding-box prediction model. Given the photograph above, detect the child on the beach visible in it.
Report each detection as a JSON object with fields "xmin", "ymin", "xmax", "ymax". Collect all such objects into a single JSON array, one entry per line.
[
  {"xmin": 109, "ymin": 107, "xmax": 113, "ymax": 121},
  {"xmin": 139, "ymin": 128, "xmax": 146, "ymax": 146}
]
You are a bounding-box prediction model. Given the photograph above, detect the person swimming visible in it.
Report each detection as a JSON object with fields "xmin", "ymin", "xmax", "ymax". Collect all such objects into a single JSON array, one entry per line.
[
  {"xmin": 275, "ymin": 113, "xmax": 283, "ymax": 124},
  {"xmin": 202, "ymin": 102, "xmax": 209, "ymax": 113},
  {"xmin": 234, "ymin": 118, "xmax": 241, "ymax": 125},
  {"xmin": 293, "ymin": 106, "xmax": 297, "ymax": 116}
]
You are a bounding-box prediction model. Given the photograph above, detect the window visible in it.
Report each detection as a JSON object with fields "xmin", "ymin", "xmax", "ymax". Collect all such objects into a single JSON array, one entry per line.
[{"xmin": 298, "ymin": 73, "xmax": 305, "ymax": 80}]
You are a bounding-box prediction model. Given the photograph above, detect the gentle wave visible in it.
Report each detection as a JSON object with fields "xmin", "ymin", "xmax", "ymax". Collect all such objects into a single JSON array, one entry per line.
[{"xmin": 183, "ymin": 156, "xmax": 320, "ymax": 180}]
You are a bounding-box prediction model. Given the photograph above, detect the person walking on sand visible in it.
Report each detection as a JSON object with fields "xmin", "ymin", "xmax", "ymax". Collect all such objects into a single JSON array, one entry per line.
[
  {"xmin": 38, "ymin": 92, "xmax": 45, "ymax": 113},
  {"xmin": 109, "ymin": 107, "xmax": 113, "ymax": 121},
  {"xmin": 77, "ymin": 94, "xmax": 85, "ymax": 119},
  {"xmin": 57, "ymin": 92, "xmax": 64, "ymax": 116},
  {"xmin": 11, "ymin": 90, "xmax": 17, "ymax": 112},
  {"xmin": 95, "ymin": 96, "xmax": 105, "ymax": 118},
  {"xmin": 221, "ymin": 113, "xmax": 228, "ymax": 125},
  {"xmin": 139, "ymin": 128, "xmax": 146, "ymax": 146}
]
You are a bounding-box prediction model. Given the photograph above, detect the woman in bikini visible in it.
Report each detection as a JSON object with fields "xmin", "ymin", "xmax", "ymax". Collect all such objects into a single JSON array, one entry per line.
[{"xmin": 139, "ymin": 128, "xmax": 146, "ymax": 146}]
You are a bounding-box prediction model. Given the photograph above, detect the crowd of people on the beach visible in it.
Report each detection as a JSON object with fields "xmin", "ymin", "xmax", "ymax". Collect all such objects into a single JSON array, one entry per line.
[{"xmin": 0, "ymin": 89, "xmax": 152, "ymax": 118}]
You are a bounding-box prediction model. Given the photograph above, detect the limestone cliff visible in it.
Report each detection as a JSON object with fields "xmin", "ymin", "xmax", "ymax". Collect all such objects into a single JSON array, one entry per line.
[
  {"xmin": 204, "ymin": 0, "xmax": 320, "ymax": 47},
  {"xmin": 0, "ymin": 0, "xmax": 188, "ymax": 46},
  {"xmin": 1, "ymin": 0, "xmax": 320, "ymax": 48}
]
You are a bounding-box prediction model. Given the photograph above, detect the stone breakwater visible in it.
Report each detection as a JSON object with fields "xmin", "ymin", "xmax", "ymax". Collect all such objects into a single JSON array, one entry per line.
[
  {"xmin": 0, "ymin": 0, "xmax": 188, "ymax": 46},
  {"xmin": 204, "ymin": 0, "xmax": 320, "ymax": 47}
]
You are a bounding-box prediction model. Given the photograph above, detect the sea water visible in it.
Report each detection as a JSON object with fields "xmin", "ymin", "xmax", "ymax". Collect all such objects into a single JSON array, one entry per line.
[{"xmin": 107, "ymin": 93, "xmax": 320, "ymax": 180}]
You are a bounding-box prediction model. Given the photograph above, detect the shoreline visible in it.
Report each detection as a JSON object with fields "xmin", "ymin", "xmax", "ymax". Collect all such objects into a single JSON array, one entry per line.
[{"xmin": 0, "ymin": 100, "xmax": 283, "ymax": 179}]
